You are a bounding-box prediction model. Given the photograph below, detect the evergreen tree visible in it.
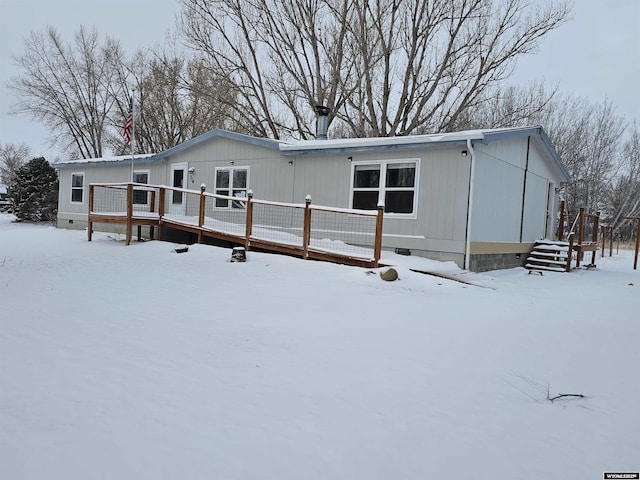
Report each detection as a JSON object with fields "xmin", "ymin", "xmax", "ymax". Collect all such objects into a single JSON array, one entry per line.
[{"xmin": 8, "ymin": 157, "xmax": 59, "ymax": 222}]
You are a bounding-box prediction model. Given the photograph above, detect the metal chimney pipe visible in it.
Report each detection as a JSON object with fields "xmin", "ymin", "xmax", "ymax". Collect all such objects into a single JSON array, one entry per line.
[{"xmin": 315, "ymin": 105, "xmax": 330, "ymax": 140}]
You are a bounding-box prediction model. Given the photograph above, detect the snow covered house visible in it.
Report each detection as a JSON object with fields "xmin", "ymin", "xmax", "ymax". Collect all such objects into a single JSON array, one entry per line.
[{"xmin": 55, "ymin": 125, "xmax": 571, "ymax": 271}]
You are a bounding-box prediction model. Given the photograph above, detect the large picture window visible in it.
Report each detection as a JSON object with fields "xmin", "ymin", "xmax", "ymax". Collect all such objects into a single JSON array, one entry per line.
[
  {"xmin": 351, "ymin": 160, "xmax": 418, "ymax": 215},
  {"xmin": 71, "ymin": 173, "xmax": 84, "ymax": 203},
  {"xmin": 215, "ymin": 167, "xmax": 249, "ymax": 208}
]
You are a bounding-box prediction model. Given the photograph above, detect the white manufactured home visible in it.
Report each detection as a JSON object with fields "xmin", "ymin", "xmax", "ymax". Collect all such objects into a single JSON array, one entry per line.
[{"xmin": 56, "ymin": 125, "xmax": 571, "ymax": 271}]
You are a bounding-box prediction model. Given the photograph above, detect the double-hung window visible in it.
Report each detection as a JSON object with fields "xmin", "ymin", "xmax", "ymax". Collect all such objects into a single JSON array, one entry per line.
[
  {"xmin": 71, "ymin": 173, "xmax": 84, "ymax": 203},
  {"xmin": 215, "ymin": 167, "xmax": 249, "ymax": 208},
  {"xmin": 351, "ymin": 160, "xmax": 418, "ymax": 215},
  {"xmin": 133, "ymin": 170, "xmax": 149, "ymax": 205}
]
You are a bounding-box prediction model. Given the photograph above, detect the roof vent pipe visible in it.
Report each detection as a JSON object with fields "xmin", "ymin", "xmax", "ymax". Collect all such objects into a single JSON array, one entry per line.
[{"xmin": 315, "ymin": 105, "xmax": 330, "ymax": 140}]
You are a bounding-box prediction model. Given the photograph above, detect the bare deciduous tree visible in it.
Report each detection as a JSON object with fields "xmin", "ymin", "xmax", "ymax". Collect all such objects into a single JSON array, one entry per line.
[
  {"xmin": 0, "ymin": 142, "xmax": 31, "ymax": 185},
  {"xmin": 8, "ymin": 26, "xmax": 126, "ymax": 159},
  {"xmin": 607, "ymin": 122, "xmax": 640, "ymax": 237},
  {"xmin": 105, "ymin": 37, "xmax": 241, "ymax": 155},
  {"xmin": 179, "ymin": 0, "xmax": 571, "ymax": 139}
]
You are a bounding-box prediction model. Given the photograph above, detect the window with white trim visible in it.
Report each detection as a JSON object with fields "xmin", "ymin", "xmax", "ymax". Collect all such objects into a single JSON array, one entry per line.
[
  {"xmin": 133, "ymin": 170, "xmax": 149, "ymax": 205},
  {"xmin": 215, "ymin": 167, "xmax": 249, "ymax": 208},
  {"xmin": 71, "ymin": 173, "xmax": 84, "ymax": 203},
  {"xmin": 351, "ymin": 160, "xmax": 418, "ymax": 215}
]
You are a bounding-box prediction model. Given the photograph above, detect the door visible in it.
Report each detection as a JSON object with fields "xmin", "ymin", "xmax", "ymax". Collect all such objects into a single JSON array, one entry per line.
[{"xmin": 169, "ymin": 163, "xmax": 188, "ymax": 216}]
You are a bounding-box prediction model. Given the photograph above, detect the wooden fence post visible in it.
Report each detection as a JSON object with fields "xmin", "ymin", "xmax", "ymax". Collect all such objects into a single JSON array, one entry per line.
[
  {"xmin": 626, "ymin": 217, "xmax": 640, "ymax": 270},
  {"xmin": 601, "ymin": 225, "xmax": 606, "ymax": 257},
  {"xmin": 245, "ymin": 190, "xmax": 254, "ymax": 250},
  {"xmin": 635, "ymin": 220, "xmax": 640, "ymax": 270},
  {"xmin": 302, "ymin": 195, "xmax": 312, "ymax": 259},
  {"xmin": 609, "ymin": 226, "xmax": 613, "ymax": 257},
  {"xmin": 576, "ymin": 208, "xmax": 585, "ymax": 267},
  {"xmin": 88, "ymin": 184, "xmax": 94, "ymax": 242},
  {"xmin": 591, "ymin": 212, "xmax": 600, "ymax": 265},
  {"xmin": 374, "ymin": 204, "xmax": 384, "ymax": 267}
]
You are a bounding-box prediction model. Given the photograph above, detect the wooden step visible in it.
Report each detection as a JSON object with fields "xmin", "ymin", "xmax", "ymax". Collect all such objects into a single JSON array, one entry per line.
[
  {"xmin": 526, "ymin": 257, "xmax": 568, "ymax": 266},
  {"xmin": 525, "ymin": 263, "xmax": 566, "ymax": 272},
  {"xmin": 528, "ymin": 251, "xmax": 568, "ymax": 259}
]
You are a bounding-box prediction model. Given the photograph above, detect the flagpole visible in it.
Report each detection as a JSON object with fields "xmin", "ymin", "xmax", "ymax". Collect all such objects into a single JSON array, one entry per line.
[{"xmin": 130, "ymin": 89, "xmax": 136, "ymax": 182}]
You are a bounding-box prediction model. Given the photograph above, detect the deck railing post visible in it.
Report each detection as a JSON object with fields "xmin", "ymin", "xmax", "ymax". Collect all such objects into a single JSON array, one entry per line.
[
  {"xmin": 126, "ymin": 183, "xmax": 133, "ymax": 246},
  {"xmin": 158, "ymin": 187, "xmax": 165, "ymax": 241},
  {"xmin": 374, "ymin": 203, "xmax": 385, "ymax": 267},
  {"xmin": 566, "ymin": 232, "xmax": 574, "ymax": 272},
  {"xmin": 245, "ymin": 190, "xmax": 254, "ymax": 250},
  {"xmin": 558, "ymin": 200, "xmax": 566, "ymax": 240},
  {"xmin": 302, "ymin": 195, "xmax": 312, "ymax": 259},
  {"xmin": 88, "ymin": 184, "xmax": 94, "ymax": 242},
  {"xmin": 601, "ymin": 225, "xmax": 605, "ymax": 258},
  {"xmin": 198, "ymin": 184, "xmax": 206, "ymax": 243},
  {"xmin": 149, "ymin": 189, "xmax": 156, "ymax": 240}
]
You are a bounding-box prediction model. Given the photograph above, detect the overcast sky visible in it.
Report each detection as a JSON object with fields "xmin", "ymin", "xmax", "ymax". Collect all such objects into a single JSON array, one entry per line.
[{"xmin": 0, "ymin": 0, "xmax": 639, "ymax": 161}]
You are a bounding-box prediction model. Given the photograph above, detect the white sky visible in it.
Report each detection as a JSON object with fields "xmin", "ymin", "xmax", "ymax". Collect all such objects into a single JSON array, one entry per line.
[{"xmin": 0, "ymin": 0, "xmax": 639, "ymax": 161}]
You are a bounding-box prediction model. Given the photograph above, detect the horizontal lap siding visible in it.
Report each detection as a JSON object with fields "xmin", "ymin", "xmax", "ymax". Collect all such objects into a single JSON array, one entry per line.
[
  {"xmin": 163, "ymin": 138, "xmax": 293, "ymax": 202},
  {"xmin": 291, "ymin": 146, "xmax": 471, "ymax": 255}
]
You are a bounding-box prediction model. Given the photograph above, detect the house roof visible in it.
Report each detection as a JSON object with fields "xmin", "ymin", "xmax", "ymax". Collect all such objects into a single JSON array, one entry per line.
[
  {"xmin": 54, "ymin": 153, "xmax": 157, "ymax": 168},
  {"xmin": 151, "ymin": 128, "xmax": 284, "ymax": 162},
  {"xmin": 52, "ymin": 125, "xmax": 570, "ymax": 183},
  {"xmin": 280, "ymin": 125, "xmax": 571, "ymax": 183}
]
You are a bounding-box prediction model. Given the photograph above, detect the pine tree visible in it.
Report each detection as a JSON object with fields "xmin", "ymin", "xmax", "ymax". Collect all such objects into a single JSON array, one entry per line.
[{"xmin": 8, "ymin": 157, "xmax": 59, "ymax": 222}]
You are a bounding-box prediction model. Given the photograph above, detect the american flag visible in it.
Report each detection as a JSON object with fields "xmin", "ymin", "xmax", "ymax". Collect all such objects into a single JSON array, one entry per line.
[{"xmin": 123, "ymin": 97, "xmax": 133, "ymax": 145}]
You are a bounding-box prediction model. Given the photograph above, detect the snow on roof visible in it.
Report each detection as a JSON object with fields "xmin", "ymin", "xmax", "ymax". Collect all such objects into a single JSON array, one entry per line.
[
  {"xmin": 0, "ymin": 184, "xmax": 7, "ymax": 195},
  {"xmin": 54, "ymin": 153, "xmax": 157, "ymax": 168},
  {"xmin": 279, "ymin": 129, "xmax": 486, "ymax": 153}
]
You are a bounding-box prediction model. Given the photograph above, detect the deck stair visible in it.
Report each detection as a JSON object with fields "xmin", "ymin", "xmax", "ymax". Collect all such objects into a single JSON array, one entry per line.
[{"xmin": 526, "ymin": 240, "xmax": 571, "ymax": 273}]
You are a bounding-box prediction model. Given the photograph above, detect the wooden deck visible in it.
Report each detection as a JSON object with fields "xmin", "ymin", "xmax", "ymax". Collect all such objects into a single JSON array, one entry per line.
[{"xmin": 88, "ymin": 183, "xmax": 384, "ymax": 268}]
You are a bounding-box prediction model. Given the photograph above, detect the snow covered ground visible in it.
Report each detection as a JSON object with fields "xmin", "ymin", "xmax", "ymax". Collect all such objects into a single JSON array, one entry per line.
[{"xmin": 1, "ymin": 213, "xmax": 638, "ymax": 479}]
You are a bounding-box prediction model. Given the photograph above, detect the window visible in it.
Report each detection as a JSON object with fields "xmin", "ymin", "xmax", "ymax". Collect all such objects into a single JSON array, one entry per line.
[
  {"xmin": 215, "ymin": 167, "xmax": 249, "ymax": 208},
  {"xmin": 351, "ymin": 160, "xmax": 418, "ymax": 215},
  {"xmin": 71, "ymin": 173, "xmax": 84, "ymax": 203},
  {"xmin": 133, "ymin": 170, "xmax": 149, "ymax": 205}
]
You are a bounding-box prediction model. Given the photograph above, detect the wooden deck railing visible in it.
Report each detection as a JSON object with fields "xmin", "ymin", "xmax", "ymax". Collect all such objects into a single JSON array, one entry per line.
[
  {"xmin": 88, "ymin": 183, "xmax": 384, "ymax": 268},
  {"xmin": 560, "ymin": 207, "xmax": 600, "ymax": 270}
]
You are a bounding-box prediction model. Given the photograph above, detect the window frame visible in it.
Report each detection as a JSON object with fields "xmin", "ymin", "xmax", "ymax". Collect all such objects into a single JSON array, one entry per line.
[
  {"xmin": 214, "ymin": 166, "xmax": 250, "ymax": 209},
  {"xmin": 349, "ymin": 158, "xmax": 420, "ymax": 218},
  {"xmin": 132, "ymin": 169, "xmax": 150, "ymax": 205},
  {"xmin": 70, "ymin": 172, "xmax": 85, "ymax": 204}
]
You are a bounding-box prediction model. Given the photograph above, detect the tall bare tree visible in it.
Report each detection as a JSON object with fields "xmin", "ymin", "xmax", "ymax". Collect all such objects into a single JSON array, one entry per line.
[
  {"xmin": 607, "ymin": 122, "xmax": 640, "ymax": 236},
  {"xmin": 105, "ymin": 38, "xmax": 241, "ymax": 155},
  {"xmin": 179, "ymin": 0, "xmax": 571, "ymax": 139},
  {"xmin": 8, "ymin": 26, "xmax": 126, "ymax": 159}
]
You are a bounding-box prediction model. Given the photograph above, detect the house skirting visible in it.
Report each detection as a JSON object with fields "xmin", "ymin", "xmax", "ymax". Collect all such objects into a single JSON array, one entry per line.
[{"xmin": 467, "ymin": 242, "xmax": 534, "ymax": 272}]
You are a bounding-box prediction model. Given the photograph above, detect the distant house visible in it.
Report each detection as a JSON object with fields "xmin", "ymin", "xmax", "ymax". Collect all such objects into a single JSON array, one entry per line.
[{"xmin": 55, "ymin": 125, "xmax": 570, "ymax": 271}]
